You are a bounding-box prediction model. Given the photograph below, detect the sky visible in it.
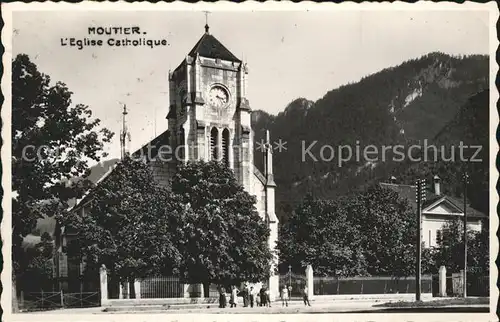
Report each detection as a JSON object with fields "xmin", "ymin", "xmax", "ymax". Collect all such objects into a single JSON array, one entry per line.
[{"xmin": 12, "ymin": 9, "xmax": 490, "ymax": 160}]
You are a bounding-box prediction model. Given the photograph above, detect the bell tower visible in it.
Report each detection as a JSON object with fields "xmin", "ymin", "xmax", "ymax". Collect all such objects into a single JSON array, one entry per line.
[
  {"xmin": 166, "ymin": 25, "xmax": 279, "ymax": 300},
  {"xmin": 167, "ymin": 25, "xmax": 253, "ymax": 190}
]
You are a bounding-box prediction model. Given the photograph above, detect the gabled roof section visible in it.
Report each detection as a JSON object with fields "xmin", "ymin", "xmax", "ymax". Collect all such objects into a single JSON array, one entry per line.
[
  {"xmin": 132, "ymin": 129, "xmax": 171, "ymax": 160},
  {"xmin": 378, "ymin": 182, "xmax": 487, "ymax": 218},
  {"xmin": 379, "ymin": 183, "xmax": 420, "ymax": 209},
  {"xmin": 71, "ymin": 130, "xmax": 172, "ymax": 212},
  {"xmin": 189, "ymin": 32, "xmax": 241, "ymax": 62}
]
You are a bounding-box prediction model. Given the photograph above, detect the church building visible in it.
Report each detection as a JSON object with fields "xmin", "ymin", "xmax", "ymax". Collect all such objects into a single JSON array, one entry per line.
[{"xmin": 54, "ymin": 24, "xmax": 279, "ymax": 300}]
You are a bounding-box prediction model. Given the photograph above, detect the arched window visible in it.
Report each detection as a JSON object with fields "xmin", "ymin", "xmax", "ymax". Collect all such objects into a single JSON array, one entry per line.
[
  {"xmin": 210, "ymin": 127, "xmax": 219, "ymax": 161},
  {"xmin": 222, "ymin": 128, "xmax": 230, "ymax": 167}
]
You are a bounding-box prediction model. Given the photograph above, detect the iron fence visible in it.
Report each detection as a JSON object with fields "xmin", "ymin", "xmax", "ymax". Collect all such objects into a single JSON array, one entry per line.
[
  {"xmin": 139, "ymin": 276, "xmax": 184, "ymax": 298},
  {"xmin": 19, "ymin": 290, "xmax": 100, "ymax": 311},
  {"xmin": 468, "ymin": 275, "xmax": 489, "ymax": 296},
  {"xmin": 445, "ymin": 273, "xmax": 489, "ymax": 297},
  {"xmin": 313, "ymin": 276, "xmax": 433, "ymax": 295},
  {"xmin": 20, "ymin": 291, "xmax": 63, "ymax": 311}
]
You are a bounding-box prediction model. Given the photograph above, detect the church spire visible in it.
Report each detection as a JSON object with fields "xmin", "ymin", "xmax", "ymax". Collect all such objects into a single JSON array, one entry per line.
[
  {"xmin": 264, "ymin": 130, "xmax": 276, "ymax": 187},
  {"xmin": 120, "ymin": 104, "xmax": 131, "ymax": 160}
]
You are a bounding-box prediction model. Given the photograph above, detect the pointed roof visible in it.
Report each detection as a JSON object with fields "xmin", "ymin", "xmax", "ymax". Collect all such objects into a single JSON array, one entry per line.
[{"xmin": 188, "ymin": 31, "xmax": 241, "ymax": 62}]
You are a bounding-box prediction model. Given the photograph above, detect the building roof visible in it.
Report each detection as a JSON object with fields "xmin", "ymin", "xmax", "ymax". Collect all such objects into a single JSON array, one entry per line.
[
  {"xmin": 379, "ymin": 182, "xmax": 486, "ymax": 218},
  {"xmin": 188, "ymin": 32, "xmax": 241, "ymax": 62},
  {"xmin": 132, "ymin": 129, "xmax": 170, "ymax": 160},
  {"xmin": 70, "ymin": 130, "xmax": 171, "ymax": 212}
]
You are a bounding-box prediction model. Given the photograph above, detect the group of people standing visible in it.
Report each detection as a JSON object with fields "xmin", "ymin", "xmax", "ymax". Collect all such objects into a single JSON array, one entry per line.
[
  {"xmin": 218, "ymin": 284, "xmax": 271, "ymax": 308},
  {"xmin": 218, "ymin": 284, "xmax": 311, "ymax": 308}
]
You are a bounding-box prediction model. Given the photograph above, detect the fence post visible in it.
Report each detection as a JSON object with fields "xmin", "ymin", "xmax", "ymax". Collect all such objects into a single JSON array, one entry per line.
[
  {"xmin": 306, "ymin": 265, "xmax": 314, "ymax": 301},
  {"xmin": 198, "ymin": 283, "xmax": 205, "ymax": 299},
  {"xmin": 182, "ymin": 284, "xmax": 190, "ymax": 298},
  {"xmin": 134, "ymin": 279, "xmax": 141, "ymax": 299},
  {"xmin": 438, "ymin": 266, "xmax": 447, "ymax": 297},
  {"xmin": 99, "ymin": 265, "xmax": 109, "ymax": 306}
]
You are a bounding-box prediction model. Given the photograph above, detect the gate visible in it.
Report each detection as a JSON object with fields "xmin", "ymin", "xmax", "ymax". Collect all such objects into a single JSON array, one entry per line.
[
  {"xmin": 63, "ymin": 292, "xmax": 100, "ymax": 308},
  {"xmin": 21, "ymin": 291, "xmax": 63, "ymax": 311},
  {"xmin": 279, "ymin": 272, "xmax": 307, "ymax": 297},
  {"xmin": 20, "ymin": 290, "xmax": 100, "ymax": 311}
]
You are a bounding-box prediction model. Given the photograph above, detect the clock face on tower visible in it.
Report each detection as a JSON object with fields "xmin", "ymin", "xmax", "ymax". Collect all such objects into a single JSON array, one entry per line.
[{"xmin": 208, "ymin": 85, "xmax": 229, "ymax": 108}]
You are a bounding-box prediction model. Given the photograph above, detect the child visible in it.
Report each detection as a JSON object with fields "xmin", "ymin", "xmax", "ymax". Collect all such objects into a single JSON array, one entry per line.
[
  {"xmin": 302, "ymin": 286, "xmax": 311, "ymax": 306},
  {"xmin": 281, "ymin": 285, "xmax": 289, "ymax": 307}
]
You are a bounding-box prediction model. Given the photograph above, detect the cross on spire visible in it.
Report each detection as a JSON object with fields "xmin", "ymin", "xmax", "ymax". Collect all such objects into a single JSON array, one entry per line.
[{"xmin": 203, "ymin": 11, "xmax": 210, "ymax": 34}]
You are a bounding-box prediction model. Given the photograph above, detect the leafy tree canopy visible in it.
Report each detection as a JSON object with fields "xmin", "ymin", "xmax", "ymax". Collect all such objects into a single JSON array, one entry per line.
[
  {"xmin": 279, "ymin": 185, "xmax": 417, "ymax": 277},
  {"xmin": 60, "ymin": 157, "xmax": 182, "ymax": 280},
  {"xmin": 278, "ymin": 194, "xmax": 367, "ymax": 277},
  {"xmin": 170, "ymin": 161, "xmax": 273, "ymax": 285},
  {"xmin": 12, "ymin": 53, "xmax": 113, "ymax": 275},
  {"xmin": 64, "ymin": 159, "xmax": 273, "ymax": 286}
]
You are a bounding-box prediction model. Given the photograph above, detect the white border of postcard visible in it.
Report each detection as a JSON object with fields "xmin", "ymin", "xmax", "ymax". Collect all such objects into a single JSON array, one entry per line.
[{"xmin": 2, "ymin": 1, "xmax": 498, "ymax": 321}]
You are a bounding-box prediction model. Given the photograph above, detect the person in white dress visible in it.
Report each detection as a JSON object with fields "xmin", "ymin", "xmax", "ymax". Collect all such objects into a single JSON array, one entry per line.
[{"xmin": 230, "ymin": 285, "xmax": 239, "ymax": 308}]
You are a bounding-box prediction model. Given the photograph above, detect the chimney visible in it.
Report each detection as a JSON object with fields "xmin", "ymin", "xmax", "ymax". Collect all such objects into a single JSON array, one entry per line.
[{"xmin": 433, "ymin": 175, "xmax": 441, "ymax": 196}]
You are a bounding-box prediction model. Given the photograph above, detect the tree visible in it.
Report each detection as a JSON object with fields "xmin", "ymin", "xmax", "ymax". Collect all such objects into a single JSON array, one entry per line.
[
  {"xmin": 277, "ymin": 194, "xmax": 367, "ymax": 277},
  {"xmin": 17, "ymin": 233, "xmax": 55, "ymax": 292},
  {"xmin": 170, "ymin": 161, "xmax": 273, "ymax": 288},
  {"xmin": 347, "ymin": 185, "xmax": 417, "ymax": 276},
  {"xmin": 60, "ymin": 157, "xmax": 182, "ymax": 283},
  {"xmin": 468, "ymin": 220, "xmax": 489, "ymax": 275},
  {"xmin": 12, "ymin": 54, "xmax": 113, "ymax": 308},
  {"xmin": 433, "ymin": 218, "xmax": 489, "ymax": 275},
  {"xmin": 280, "ymin": 185, "xmax": 419, "ymax": 277}
]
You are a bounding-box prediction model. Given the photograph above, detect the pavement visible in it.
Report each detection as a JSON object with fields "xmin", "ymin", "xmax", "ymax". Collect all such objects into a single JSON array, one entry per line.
[{"xmin": 18, "ymin": 298, "xmax": 490, "ymax": 315}]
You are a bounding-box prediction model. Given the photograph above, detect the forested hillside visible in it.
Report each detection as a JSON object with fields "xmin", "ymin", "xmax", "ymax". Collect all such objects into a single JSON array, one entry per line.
[{"xmin": 252, "ymin": 52, "xmax": 489, "ymax": 221}]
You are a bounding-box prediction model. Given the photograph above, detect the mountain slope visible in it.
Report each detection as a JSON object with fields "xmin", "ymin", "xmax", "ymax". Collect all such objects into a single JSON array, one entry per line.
[{"xmin": 252, "ymin": 52, "xmax": 489, "ymax": 221}]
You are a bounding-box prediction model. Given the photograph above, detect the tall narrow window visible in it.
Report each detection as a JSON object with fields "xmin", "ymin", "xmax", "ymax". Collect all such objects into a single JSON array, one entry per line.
[
  {"xmin": 179, "ymin": 128, "xmax": 185, "ymax": 162},
  {"xmin": 163, "ymin": 130, "xmax": 170, "ymax": 161},
  {"xmin": 210, "ymin": 127, "xmax": 219, "ymax": 161},
  {"xmin": 222, "ymin": 128, "xmax": 230, "ymax": 167}
]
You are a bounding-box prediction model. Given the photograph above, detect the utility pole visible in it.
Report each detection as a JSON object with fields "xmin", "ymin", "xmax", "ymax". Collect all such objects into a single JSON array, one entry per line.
[
  {"xmin": 463, "ymin": 171, "xmax": 469, "ymax": 298},
  {"xmin": 415, "ymin": 178, "xmax": 426, "ymax": 301},
  {"xmin": 120, "ymin": 104, "xmax": 130, "ymax": 160}
]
